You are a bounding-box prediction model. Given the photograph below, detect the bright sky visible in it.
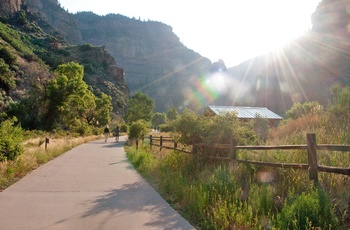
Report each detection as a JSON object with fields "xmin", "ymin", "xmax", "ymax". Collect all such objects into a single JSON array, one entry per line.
[{"xmin": 58, "ymin": 0, "xmax": 321, "ymax": 67}]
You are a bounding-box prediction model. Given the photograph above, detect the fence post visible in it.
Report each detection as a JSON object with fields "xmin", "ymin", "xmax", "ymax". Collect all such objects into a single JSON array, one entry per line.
[
  {"xmin": 45, "ymin": 137, "xmax": 49, "ymax": 151},
  {"xmin": 174, "ymin": 141, "xmax": 177, "ymax": 150},
  {"xmin": 229, "ymin": 139, "xmax": 237, "ymax": 170},
  {"xmin": 136, "ymin": 138, "xmax": 139, "ymax": 151},
  {"xmin": 160, "ymin": 136, "xmax": 163, "ymax": 151},
  {"xmin": 307, "ymin": 133, "xmax": 318, "ymax": 184},
  {"xmin": 150, "ymin": 135, "xmax": 152, "ymax": 149}
]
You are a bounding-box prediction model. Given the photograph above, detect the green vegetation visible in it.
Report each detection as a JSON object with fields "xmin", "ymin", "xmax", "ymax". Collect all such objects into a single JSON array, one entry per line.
[
  {"xmin": 125, "ymin": 91, "xmax": 154, "ymax": 124},
  {"xmin": 0, "ymin": 11, "xmax": 128, "ymax": 137},
  {"xmin": 8, "ymin": 62, "xmax": 112, "ymax": 134},
  {"xmin": 0, "ymin": 22, "xmax": 34, "ymax": 58},
  {"xmin": 128, "ymin": 120, "xmax": 151, "ymax": 141},
  {"xmin": 173, "ymin": 109, "xmax": 256, "ymax": 145},
  {"xmin": 126, "ymin": 85, "xmax": 350, "ymax": 229},
  {"xmin": 151, "ymin": 112, "xmax": 166, "ymax": 127},
  {"xmin": 0, "ymin": 117, "xmax": 23, "ymax": 161},
  {"xmin": 45, "ymin": 62, "xmax": 112, "ymax": 132},
  {"xmin": 277, "ymin": 189, "xmax": 338, "ymax": 229},
  {"xmin": 1, "ymin": 4, "xmax": 350, "ymax": 228}
]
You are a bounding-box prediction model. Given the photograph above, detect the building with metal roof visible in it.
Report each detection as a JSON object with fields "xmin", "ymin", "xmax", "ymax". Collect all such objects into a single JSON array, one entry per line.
[{"xmin": 204, "ymin": 105, "xmax": 283, "ymax": 126}]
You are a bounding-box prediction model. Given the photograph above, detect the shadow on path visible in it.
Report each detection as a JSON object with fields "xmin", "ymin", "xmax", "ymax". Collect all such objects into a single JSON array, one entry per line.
[{"xmin": 82, "ymin": 182, "xmax": 188, "ymax": 229}]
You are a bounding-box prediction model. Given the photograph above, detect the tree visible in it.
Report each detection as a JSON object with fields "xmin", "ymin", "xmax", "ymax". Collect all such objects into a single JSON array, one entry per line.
[
  {"xmin": 173, "ymin": 109, "xmax": 207, "ymax": 145},
  {"xmin": 45, "ymin": 62, "xmax": 112, "ymax": 131},
  {"xmin": 151, "ymin": 112, "xmax": 166, "ymax": 127},
  {"xmin": 166, "ymin": 106, "xmax": 178, "ymax": 120},
  {"xmin": 128, "ymin": 119, "xmax": 150, "ymax": 140},
  {"xmin": 125, "ymin": 91, "xmax": 154, "ymax": 124},
  {"xmin": 94, "ymin": 93, "xmax": 112, "ymax": 126}
]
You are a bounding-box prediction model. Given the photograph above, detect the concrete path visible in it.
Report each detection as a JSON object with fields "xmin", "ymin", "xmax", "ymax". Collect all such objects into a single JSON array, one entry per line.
[{"xmin": 0, "ymin": 136, "xmax": 195, "ymax": 230}]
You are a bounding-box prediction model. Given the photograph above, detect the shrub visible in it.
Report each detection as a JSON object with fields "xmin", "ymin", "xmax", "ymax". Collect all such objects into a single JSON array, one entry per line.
[
  {"xmin": 120, "ymin": 124, "xmax": 128, "ymax": 133},
  {"xmin": 173, "ymin": 109, "xmax": 207, "ymax": 145},
  {"xmin": 174, "ymin": 109, "xmax": 256, "ymax": 145},
  {"xmin": 286, "ymin": 101, "xmax": 324, "ymax": 120},
  {"xmin": 159, "ymin": 123, "xmax": 173, "ymax": 132},
  {"xmin": 0, "ymin": 46, "xmax": 17, "ymax": 65},
  {"xmin": 249, "ymin": 184, "xmax": 274, "ymax": 216},
  {"xmin": 0, "ymin": 117, "xmax": 23, "ymax": 161},
  {"xmin": 128, "ymin": 120, "xmax": 150, "ymax": 140},
  {"xmin": 277, "ymin": 188, "xmax": 338, "ymax": 229},
  {"xmin": 0, "ymin": 58, "xmax": 16, "ymax": 91},
  {"xmin": 71, "ymin": 120, "xmax": 92, "ymax": 136}
]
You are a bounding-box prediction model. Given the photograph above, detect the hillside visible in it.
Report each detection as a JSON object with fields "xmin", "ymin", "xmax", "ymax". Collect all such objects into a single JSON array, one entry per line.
[
  {"xmin": 19, "ymin": 0, "xmax": 213, "ymax": 112},
  {"xmin": 74, "ymin": 12, "xmax": 213, "ymax": 112},
  {"xmin": 0, "ymin": 0, "xmax": 129, "ymax": 115},
  {"xmin": 2, "ymin": 0, "xmax": 349, "ymax": 116}
]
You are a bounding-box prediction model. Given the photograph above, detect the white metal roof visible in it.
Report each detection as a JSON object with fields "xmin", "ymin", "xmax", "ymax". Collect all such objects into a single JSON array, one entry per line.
[{"xmin": 207, "ymin": 105, "xmax": 283, "ymax": 120}]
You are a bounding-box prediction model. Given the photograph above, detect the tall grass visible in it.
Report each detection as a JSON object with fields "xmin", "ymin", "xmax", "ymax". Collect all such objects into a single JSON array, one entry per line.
[
  {"xmin": 126, "ymin": 146, "xmax": 263, "ymax": 229},
  {"xmin": 125, "ymin": 95, "xmax": 350, "ymax": 228},
  {"xmin": 0, "ymin": 134, "xmax": 101, "ymax": 191},
  {"xmin": 126, "ymin": 123, "xmax": 348, "ymax": 229}
]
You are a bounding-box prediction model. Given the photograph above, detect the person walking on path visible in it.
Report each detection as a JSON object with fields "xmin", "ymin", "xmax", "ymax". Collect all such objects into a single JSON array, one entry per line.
[
  {"xmin": 104, "ymin": 125, "xmax": 110, "ymax": 142},
  {"xmin": 114, "ymin": 126, "xmax": 120, "ymax": 142}
]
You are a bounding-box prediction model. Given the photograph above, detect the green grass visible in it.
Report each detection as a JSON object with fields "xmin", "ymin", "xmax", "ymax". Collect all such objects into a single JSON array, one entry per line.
[
  {"xmin": 0, "ymin": 22, "xmax": 34, "ymax": 57},
  {"xmin": 125, "ymin": 110, "xmax": 350, "ymax": 229},
  {"xmin": 126, "ymin": 127, "xmax": 348, "ymax": 229}
]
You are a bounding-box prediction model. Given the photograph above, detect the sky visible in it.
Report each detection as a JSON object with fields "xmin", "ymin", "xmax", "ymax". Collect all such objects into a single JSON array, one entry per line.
[{"xmin": 58, "ymin": 0, "xmax": 321, "ymax": 67}]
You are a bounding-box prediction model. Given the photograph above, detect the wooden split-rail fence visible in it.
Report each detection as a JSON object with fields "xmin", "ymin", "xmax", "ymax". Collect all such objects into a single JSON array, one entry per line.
[{"xmin": 138, "ymin": 133, "xmax": 350, "ymax": 184}]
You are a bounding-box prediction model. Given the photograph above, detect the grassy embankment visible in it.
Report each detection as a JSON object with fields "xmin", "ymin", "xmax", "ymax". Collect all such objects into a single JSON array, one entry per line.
[{"xmin": 126, "ymin": 115, "xmax": 350, "ymax": 229}]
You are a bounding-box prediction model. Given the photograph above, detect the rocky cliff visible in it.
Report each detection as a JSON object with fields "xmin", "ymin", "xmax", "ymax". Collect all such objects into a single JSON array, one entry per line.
[
  {"xmin": 74, "ymin": 12, "xmax": 213, "ymax": 112},
  {"xmin": 25, "ymin": 0, "xmax": 82, "ymax": 44},
  {"xmin": 12, "ymin": 0, "xmax": 213, "ymax": 112},
  {"xmin": 0, "ymin": 1, "xmax": 129, "ymax": 114},
  {"xmin": 0, "ymin": 0, "xmax": 21, "ymax": 19}
]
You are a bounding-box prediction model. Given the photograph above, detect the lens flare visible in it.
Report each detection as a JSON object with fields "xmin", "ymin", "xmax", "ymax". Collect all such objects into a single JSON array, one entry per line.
[{"xmin": 182, "ymin": 73, "xmax": 234, "ymax": 109}]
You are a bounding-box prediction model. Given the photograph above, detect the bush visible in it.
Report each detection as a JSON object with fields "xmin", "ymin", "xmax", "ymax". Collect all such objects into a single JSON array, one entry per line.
[
  {"xmin": 159, "ymin": 123, "xmax": 173, "ymax": 132},
  {"xmin": 128, "ymin": 120, "xmax": 150, "ymax": 140},
  {"xmin": 71, "ymin": 120, "xmax": 92, "ymax": 136},
  {"xmin": 0, "ymin": 117, "xmax": 23, "ymax": 161},
  {"xmin": 174, "ymin": 109, "xmax": 256, "ymax": 145},
  {"xmin": 0, "ymin": 46, "xmax": 17, "ymax": 65},
  {"xmin": 277, "ymin": 188, "xmax": 338, "ymax": 229},
  {"xmin": 286, "ymin": 101, "xmax": 324, "ymax": 120},
  {"xmin": 120, "ymin": 124, "xmax": 128, "ymax": 133}
]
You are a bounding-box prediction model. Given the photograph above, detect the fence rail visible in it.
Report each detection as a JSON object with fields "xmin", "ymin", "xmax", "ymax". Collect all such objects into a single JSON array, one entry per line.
[
  {"xmin": 139, "ymin": 133, "xmax": 350, "ymax": 183},
  {"xmin": 140, "ymin": 135, "xmax": 191, "ymax": 153}
]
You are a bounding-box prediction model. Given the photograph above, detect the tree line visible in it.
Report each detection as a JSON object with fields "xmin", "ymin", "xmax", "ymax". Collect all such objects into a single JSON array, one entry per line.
[{"xmin": 0, "ymin": 62, "xmax": 112, "ymax": 160}]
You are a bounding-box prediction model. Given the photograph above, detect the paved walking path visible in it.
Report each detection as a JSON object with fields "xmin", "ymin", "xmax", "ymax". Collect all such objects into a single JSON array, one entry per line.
[{"xmin": 0, "ymin": 136, "xmax": 194, "ymax": 230}]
